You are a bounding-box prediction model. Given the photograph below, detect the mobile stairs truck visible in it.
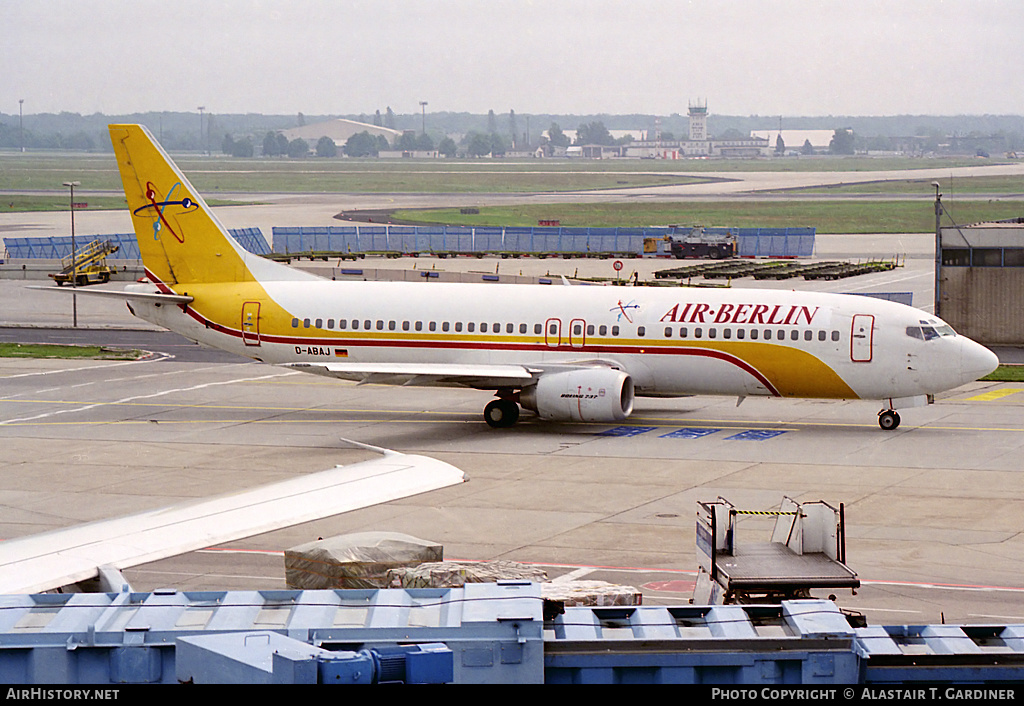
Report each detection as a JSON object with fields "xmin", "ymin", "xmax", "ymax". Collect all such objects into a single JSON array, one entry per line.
[{"xmin": 49, "ymin": 238, "xmax": 119, "ymax": 286}]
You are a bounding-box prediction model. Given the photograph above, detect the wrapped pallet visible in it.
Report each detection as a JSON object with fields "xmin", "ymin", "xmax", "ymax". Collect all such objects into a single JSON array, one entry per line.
[
  {"xmin": 386, "ymin": 560, "xmax": 548, "ymax": 588},
  {"xmin": 285, "ymin": 532, "xmax": 443, "ymax": 589},
  {"xmin": 542, "ymin": 580, "xmax": 642, "ymax": 607}
]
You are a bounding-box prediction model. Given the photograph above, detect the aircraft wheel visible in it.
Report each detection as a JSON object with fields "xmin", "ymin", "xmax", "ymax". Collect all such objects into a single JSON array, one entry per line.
[
  {"xmin": 484, "ymin": 399, "xmax": 519, "ymax": 428},
  {"xmin": 878, "ymin": 410, "xmax": 900, "ymax": 430}
]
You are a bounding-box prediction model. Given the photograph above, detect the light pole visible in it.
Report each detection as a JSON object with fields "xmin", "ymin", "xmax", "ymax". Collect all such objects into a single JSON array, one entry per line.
[
  {"xmin": 198, "ymin": 106, "xmax": 205, "ymax": 154},
  {"xmin": 18, "ymin": 99, "xmax": 24, "ymax": 152},
  {"xmin": 933, "ymin": 181, "xmax": 943, "ymax": 317},
  {"xmin": 63, "ymin": 181, "xmax": 81, "ymax": 327},
  {"xmin": 419, "ymin": 101, "xmax": 428, "ymax": 135}
]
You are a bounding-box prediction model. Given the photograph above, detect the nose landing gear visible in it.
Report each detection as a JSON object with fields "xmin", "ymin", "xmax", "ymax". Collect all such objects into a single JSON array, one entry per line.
[{"xmin": 878, "ymin": 409, "xmax": 901, "ymax": 430}]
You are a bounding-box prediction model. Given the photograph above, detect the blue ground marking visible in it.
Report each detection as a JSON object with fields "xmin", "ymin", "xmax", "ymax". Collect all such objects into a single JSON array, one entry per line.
[
  {"xmin": 598, "ymin": 426, "xmax": 657, "ymax": 437},
  {"xmin": 724, "ymin": 429, "xmax": 789, "ymax": 441},
  {"xmin": 659, "ymin": 428, "xmax": 722, "ymax": 439}
]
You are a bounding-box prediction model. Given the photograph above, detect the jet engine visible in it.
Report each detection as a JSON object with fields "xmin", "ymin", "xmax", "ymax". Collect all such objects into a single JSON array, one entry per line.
[{"xmin": 520, "ymin": 368, "xmax": 634, "ymax": 423}]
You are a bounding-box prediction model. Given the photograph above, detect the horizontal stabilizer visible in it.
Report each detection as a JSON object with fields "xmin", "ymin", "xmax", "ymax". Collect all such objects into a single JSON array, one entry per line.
[
  {"xmin": 0, "ymin": 450, "xmax": 464, "ymax": 594},
  {"xmin": 27, "ymin": 285, "xmax": 194, "ymax": 304}
]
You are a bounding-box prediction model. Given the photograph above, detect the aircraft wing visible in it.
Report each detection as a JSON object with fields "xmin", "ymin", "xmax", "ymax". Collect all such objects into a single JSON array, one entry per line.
[
  {"xmin": 0, "ymin": 447, "xmax": 465, "ymax": 595},
  {"xmin": 288, "ymin": 361, "xmax": 540, "ymax": 388}
]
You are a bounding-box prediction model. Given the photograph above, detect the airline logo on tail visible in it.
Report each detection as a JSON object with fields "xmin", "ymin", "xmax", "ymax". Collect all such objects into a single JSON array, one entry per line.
[{"xmin": 132, "ymin": 181, "xmax": 199, "ymax": 243}]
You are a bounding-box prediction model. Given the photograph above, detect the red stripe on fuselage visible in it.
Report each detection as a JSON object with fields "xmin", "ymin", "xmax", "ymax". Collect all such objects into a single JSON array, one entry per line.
[{"xmin": 145, "ymin": 270, "xmax": 782, "ymax": 396}]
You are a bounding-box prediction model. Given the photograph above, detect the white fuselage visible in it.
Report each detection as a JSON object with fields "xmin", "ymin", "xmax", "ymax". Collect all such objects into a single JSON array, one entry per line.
[{"xmin": 130, "ymin": 278, "xmax": 998, "ymax": 405}]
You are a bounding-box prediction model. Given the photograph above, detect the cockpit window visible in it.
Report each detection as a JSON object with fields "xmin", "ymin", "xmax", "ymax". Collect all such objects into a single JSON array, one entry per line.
[{"xmin": 907, "ymin": 323, "xmax": 957, "ymax": 340}]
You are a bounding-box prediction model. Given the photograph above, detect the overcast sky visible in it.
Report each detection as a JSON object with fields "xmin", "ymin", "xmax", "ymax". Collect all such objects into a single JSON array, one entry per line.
[{"xmin": 4, "ymin": 0, "xmax": 1022, "ymax": 118}]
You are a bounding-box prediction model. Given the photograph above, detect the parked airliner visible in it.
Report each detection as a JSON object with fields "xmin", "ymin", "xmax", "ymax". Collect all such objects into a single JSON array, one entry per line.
[{"xmin": 87, "ymin": 124, "xmax": 998, "ymax": 430}]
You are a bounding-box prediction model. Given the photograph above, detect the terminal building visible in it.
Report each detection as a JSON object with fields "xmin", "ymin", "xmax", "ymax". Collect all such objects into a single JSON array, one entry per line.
[
  {"xmin": 621, "ymin": 102, "xmax": 770, "ymax": 159},
  {"xmin": 939, "ymin": 219, "xmax": 1024, "ymax": 344}
]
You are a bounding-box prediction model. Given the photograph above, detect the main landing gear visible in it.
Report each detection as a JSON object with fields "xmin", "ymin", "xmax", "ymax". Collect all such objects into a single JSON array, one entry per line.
[
  {"xmin": 878, "ymin": 409, "xmax": 901, "ymax": 431},
  {"xmin": 484, "ymin": 391, "xmax": 520, "ymax": 428},
  {"xmin": 484, "ymin": 399, "xmax": 519, "ymax": 428}
]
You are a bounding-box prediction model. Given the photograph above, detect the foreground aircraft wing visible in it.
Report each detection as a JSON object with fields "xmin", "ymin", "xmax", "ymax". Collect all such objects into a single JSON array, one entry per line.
[
  {"xmin": 288, "ymin": 361, "xmax": 540, "ymax": 388},
  {"xmin": 0, "ymin": 448, "xmax": 464, "ymax": 594}
]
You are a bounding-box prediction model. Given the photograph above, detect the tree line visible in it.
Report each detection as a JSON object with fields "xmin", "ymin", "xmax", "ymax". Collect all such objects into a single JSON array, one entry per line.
[{"xmin": 3, "ymin": 108, "xmax": 1023, "ymax": 156}]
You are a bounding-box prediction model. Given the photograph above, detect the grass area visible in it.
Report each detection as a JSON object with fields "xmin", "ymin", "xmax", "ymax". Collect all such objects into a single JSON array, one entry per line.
[
  {"xmin": 0, "ymin": 195, "xmax": 130, "ymax": 212},
  {"xmin": 394, "ymin": 200, "xmax": 1024, "ymax": 233},
  {"xmin": 981, "ymin": 365, "xmax": 1024, "ymax": 383},
  {"xmin": 0, "ymin": 194, "xmax": 253, "ymax": 213},
  {"xmin": 0, "ymin": 153, "xmax": 703, "ymax": 194},
  {"xmin": 779, "ymin": 174, "xmax": 1024, "ymax": 195},
  {"xmin": 0, "ymin": 342, "xmax": 144, "ymax": 360},
  {"xmin": 0, "ymin": 151, "xmax": 1010, "ymax": 196}
]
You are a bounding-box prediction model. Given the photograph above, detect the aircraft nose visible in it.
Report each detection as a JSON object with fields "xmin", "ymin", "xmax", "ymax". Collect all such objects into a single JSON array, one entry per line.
[{"xmin": 961, "ymin": 338, "xmax": 999, "ymax": 383}]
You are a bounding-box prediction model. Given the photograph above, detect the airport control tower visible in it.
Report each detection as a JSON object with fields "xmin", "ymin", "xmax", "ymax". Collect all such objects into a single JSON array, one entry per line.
[{"xmin": 688, "ymin": 100, "xmax": 708, "ymax": 141}]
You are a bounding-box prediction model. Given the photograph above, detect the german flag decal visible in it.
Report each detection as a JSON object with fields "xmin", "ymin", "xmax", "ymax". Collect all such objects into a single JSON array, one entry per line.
[{"xmin": 334, "ymin": 349, "xmax": 349, "ymax": 358}]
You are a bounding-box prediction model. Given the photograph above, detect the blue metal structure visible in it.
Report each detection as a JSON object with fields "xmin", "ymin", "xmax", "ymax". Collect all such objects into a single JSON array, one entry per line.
[{"xmin": 2, "ymin": 586, "xmax": 1024, "ymax": 684}]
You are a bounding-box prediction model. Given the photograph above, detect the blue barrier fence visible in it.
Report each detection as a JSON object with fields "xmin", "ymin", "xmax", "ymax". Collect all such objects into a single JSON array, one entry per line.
[
  {"xmin": 4, "ymin": 226, "xmax": 815, "ymax": 261},
  {"xmin": 3, "ymin": 228, "xmax": 271, "ymax": 260},
  {"xmin": 272, "ymin": 225, "xmax": 816, "ymax": 258}
]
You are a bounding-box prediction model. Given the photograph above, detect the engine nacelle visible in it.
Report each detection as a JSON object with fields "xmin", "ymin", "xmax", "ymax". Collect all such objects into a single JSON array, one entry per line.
[{"xmin": 520, "ymin": 369, "xmax": 634, "ymax": 423}]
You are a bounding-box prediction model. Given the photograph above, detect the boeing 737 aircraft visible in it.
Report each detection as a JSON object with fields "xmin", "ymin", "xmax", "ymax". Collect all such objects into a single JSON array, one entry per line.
[{"xmin": 64, "ymin": 124, "xmax": 1001, "ymax": 431}]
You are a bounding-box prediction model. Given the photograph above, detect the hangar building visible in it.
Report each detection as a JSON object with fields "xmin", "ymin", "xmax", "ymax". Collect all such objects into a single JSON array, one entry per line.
[
  {"xmin": 939, "ymin": 219, "xmax": 1024, "ymax": 344},
  {"xmin": 281, "ymin": 118, "xmax": 403, "ymax": 148}
]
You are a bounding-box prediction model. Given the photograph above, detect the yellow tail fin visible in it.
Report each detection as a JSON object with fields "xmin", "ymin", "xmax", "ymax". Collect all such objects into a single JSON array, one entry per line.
[{"xmin": 109, "ymin": 124, "xmax": 252, "ymax": 286}]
